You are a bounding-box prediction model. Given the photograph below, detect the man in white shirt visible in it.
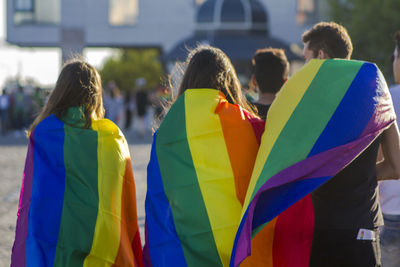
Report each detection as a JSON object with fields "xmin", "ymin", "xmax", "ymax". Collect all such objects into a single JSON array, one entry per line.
[{"xmin": 379, "ymin": 30, "xmax": 400, "ymax": 267}]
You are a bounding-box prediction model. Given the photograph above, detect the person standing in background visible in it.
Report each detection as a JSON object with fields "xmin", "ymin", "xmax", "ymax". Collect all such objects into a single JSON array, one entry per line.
[
  {"xmin": 11, "ymin": 59, "xmax": 143, "ymax": 267},
  {"xmin": 13, "ymin": 85, "xmax": 26, "ymax": 131},
  {"xmin": 135, "ymin": 78, "xmax": 149, "ymax": 137},
  {"xmin": 250, "ymin": 48, "xmax": 289, "ymax": 120},
  {"xmin": 104, "ymin": 81, "xmax": 124, "ymax": 126},
  {"xmin": 379, "ymin": 30, "xmax": 400, "ymax": 267},
  {"xmin": 0, "ymin": 88, "xmax": 10, "ymax": 135},
  {"xmin": 302, "ymin": 21, "xmax": 400, "ymax": 267},
  {"xmin": 124, "ymin": 90, "xmax": 135, "ymax": 131}
]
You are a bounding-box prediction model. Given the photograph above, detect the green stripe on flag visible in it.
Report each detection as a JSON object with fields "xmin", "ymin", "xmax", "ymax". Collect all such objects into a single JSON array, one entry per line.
[
  {"xmin": 157, "ymin": 94, "xmax": 222, "ymax": 266},
  {"xmin": 252, "ymin": 60, "xmax": 363, "ymax": 198},
  {"xmin": 54, "ymin": 126, "xmax": 99, "ymax": 266}
]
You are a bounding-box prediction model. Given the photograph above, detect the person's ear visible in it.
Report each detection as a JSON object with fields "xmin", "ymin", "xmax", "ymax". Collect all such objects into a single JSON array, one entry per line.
[{"xmin": 318, "ymin": 49, "xmax": 329, "ymax": 59}]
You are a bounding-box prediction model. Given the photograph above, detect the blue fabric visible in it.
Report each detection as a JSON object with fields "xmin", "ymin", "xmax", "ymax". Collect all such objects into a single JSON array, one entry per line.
[
  {"xmin": 27, "ymin": 115, "xmax": 66, "ymax": 266},
  {"xmin": 229, "ymin": 208, "xmax": 249, "ymax": 267},
  {"xmin": 308, "ymin": 63, "xmax": 381, "ymax": 157},
  {"xmin": 252, "ymin": 177, "xmax": 330, "ymax": 229},
  {"xmin": 145, "ymin": 133, "xmax": 187, "ymax": 267}
]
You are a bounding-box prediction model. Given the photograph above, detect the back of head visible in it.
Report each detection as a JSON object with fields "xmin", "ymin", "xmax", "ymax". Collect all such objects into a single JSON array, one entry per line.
[
  {"xmin": 302, "ymin": 21, "xmax": 353, "ymax": 59},
  {"xmin": 28, "ymin": 59, "xmax": 104, "ymax": 136},
  {"xmin": 178, "ymin": 45, "xmax": 255, "ymax": 114},
  {"xmin": 252, "ymin": 48, "xmax": 289, "ymax": 94}
]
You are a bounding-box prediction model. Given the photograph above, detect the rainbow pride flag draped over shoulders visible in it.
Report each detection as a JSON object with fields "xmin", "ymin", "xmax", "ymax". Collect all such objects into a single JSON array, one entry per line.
[
  {"xmin": 144, "ymin": 89, "xmax": 266, "ymax": 267},
  {"xmin": 11, "ymin": 107, "xmax": 143, "ymax": 267},
  {"xmin": 231, "ymin": 59, "xmax": 396, "ymax": 266}
]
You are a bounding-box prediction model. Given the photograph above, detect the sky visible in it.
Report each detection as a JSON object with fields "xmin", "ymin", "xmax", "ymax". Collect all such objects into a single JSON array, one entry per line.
[{"xmin": 0, "ymin": 1, "xmax": 114, "ymax": 89}]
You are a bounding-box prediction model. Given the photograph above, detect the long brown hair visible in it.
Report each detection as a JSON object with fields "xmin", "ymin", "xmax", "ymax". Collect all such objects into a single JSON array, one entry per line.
[
  {"xmin": 27, "ymin": 59, "xmax": 105, "ymax": 136},
  {"xmin": 177, "ymin": 45, "xmax": 256, "ymax": 115}
]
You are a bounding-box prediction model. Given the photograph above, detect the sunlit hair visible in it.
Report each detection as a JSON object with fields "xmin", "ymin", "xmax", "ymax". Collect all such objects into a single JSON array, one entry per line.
[
  {"xmin": 27, "ymin": 59, "xmax": 105, "ymax": 136},
  {"xmin": 302, "ymin": 21, "xmax": 353, "ymax": 59},
  {"xmin": 177, "ymin": 45, "xmax": 256, "ymax": 116}
]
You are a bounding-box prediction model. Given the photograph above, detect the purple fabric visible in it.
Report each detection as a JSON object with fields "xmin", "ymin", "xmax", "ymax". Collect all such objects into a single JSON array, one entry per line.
[
  {"xmin": 234, "ymin": 128, "xmax": 387, "ymax": 266},
  {"xmin": 362, "ymin": 91, "xmax": 395, "ymax": 136},
  {"xmin": 143, "ymin": 222, "xmax": 152, "ymax": 267},
  {"xmin": 11, "ymin": 134, "xmax": 35, "ymax": 267}
]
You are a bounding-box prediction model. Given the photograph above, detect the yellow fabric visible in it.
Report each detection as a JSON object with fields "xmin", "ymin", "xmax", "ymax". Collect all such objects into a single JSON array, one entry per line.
[
  {"xmin": 185, "ymin": 89, "xmax": 242, "ymax": 266},
  {"xmin": 84, "ymin": 119, "xmax": 130, "ymax": 266},
  {"xmin": 242, "ymin": 60, "xmax": 324, "ymax": 212}
]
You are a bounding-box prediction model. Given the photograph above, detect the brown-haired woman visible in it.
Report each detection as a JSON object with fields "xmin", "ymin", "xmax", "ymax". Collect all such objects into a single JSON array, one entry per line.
[
  {"xmin": 144, "ymin": 46, "xmax": 267, "ymax": 266},
  {"xmin": 11, "ymin": 59, "xmax": 143, "ymax": 267}
]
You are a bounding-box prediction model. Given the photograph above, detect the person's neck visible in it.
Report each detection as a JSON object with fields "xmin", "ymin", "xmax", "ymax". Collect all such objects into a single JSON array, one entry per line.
[{"xmin": 257, "ymin": 92, "xmax": 275, "ymax": 106}]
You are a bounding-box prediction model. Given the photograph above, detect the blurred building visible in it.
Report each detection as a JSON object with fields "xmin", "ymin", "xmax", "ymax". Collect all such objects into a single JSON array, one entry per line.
[
  {"xmin": 6, "ymin": 0, "xmax": 329, "ymax": 64},
  {"xmin": 7, "ymin": 0, "xmax": 196, "ymax": 62}
]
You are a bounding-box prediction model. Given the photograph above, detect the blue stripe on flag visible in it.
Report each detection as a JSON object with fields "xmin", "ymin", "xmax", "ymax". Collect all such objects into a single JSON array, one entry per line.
[
  {"xmin": 27, "ymin": 115, "xmax": 66, "ymax": 266},
  {"xmin": 145, "ymin": 133, "xmax": 187, "ymax": 267},
  {"xmin": 308, "ymin": 63, "xmax": 381, "ymax": 157},
  {"xmin": 252, "ymin": 176, "xmax": 330, "ymax": 230}
]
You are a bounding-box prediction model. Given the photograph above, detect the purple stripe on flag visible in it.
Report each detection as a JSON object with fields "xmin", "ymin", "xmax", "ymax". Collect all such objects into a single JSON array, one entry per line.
[
  {"xmin": 11, "ymin": 133, "xmax": 35, "ymax": 267},
  {"xmin": 362, "ymin": 91, "xmax": 395, "ymax": 136},
  {"xmin": 233, "ymin": 130, "xmax": 384, "ymax": 266},
  {"xmin": 143, "ymin": 222, "xmax": 153, "ymax": 267}
]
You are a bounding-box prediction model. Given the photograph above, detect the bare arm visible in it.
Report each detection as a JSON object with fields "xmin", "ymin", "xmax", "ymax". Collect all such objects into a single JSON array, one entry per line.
[{"xmin": 376, "ymin": 122, "xmax": 400, "ymax": 181}]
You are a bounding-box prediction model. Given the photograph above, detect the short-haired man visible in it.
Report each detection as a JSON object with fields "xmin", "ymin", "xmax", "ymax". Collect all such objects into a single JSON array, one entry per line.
[
  {"xmin": 379, "ymin": 31, "xmax": 400, "ymax": 267},
  {"xmin": 251, "ymin": 48, "xmax": 289, "ymax": 120},
  {"xmin": 302, "ymin": 22, "xmax": 400, "ymax": 267},
  {"xmin": 302, "ymin": 21, "xmax": 353, "ymax": 62}
]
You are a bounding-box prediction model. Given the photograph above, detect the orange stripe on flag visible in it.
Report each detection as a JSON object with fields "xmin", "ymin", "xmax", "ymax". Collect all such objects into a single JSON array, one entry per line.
[
  {"xmin": 217, "ymin": 100, "xmax": 259, "ymax": 205},
  {"xmin": 241, "ymin": 218, "xmax": 278, "ymax": 267},
  {"xmin": 113, "ymin": 159, "xmax": 143, "ymax": 267}
]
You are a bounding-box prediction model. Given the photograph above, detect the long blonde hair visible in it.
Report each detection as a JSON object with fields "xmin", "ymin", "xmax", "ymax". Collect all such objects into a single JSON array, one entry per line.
[{"xmin": 27, "ymin": 59, "xmax": 105, "ymax": 136}]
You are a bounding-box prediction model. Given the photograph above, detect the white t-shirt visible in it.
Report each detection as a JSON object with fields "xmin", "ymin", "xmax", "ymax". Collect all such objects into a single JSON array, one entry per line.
[{"xmin": 379, "ymin": 84, "xmax": 400, "ymax": 215}]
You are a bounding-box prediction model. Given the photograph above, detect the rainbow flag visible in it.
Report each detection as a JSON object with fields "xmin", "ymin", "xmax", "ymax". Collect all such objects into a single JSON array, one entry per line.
[
  {"xmin": 143, "ymin": 89, "xmax": 266, "ymax": 266},
  {"xmin": 11, "ymin": 107, "xmax": 143, "ymax": 267},
  {"xmin": 231, "ymin": 59, "xmax": 396, "ymax": 266}
]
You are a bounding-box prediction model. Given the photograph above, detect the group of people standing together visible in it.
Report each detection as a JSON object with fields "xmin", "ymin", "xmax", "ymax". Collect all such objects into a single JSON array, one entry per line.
[
  {"xmin": 10, "ymin": 21, "xmax": 400, "ymax": 267},
  {"xmin": 103, "ymin": 79, "xmax": 156, "ymax": 138},
  {"xmin": 0, "ymin": 86, "xmax": 45, "ymax": 136}
]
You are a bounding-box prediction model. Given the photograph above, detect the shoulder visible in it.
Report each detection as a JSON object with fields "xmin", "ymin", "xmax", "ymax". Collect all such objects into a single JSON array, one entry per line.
[
  {"xmin": 92, "ymin": 118, "xmax": 130, "ymax": 156},
  {"xmin": 35, "ymin": 115, "xmax": 64, "ymax": 134},
  {"xmin": 92, "ymin": 118, "xmax": 125, "ymax": 138}
]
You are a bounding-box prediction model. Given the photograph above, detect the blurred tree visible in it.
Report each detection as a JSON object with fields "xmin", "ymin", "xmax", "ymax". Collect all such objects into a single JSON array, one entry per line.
[
  {"xmin": 328, "ymin": 0, "xmax": 400, "ymax": 81},
  {"xmin": 100, "ymin": 48, "xmax": 163, "ymax": 91}
]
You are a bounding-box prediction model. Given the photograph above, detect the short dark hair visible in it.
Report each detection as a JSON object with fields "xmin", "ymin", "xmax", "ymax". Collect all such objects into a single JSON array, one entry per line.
[
  {"xmin": 302, "ymin": 22, "xmax": 353, "ymax": 59},
  {"xmin": 252, "ymin": 48, "xmax": 289, "ymax": 94}
]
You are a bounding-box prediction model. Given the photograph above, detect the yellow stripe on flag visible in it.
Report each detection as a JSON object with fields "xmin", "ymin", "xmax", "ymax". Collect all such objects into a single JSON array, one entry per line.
[
  {"xmin": 84, "ymin": 119, "xmax": 129, "ymax": 265},
  {"xmin": 243, "ymin": 60, "xmax": 325, "ymax": 211},
  {"xmin": 185, "ymin": 89, "xmax": 242, "ymax": 267}
]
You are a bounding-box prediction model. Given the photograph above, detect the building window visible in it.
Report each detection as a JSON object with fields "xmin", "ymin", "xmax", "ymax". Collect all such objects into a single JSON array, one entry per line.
[
  {"xmin": 14, "ymin": 0, "xmax": 60, "ymax": 25},
  {"xmin": 296, "ymin": 0, "xmax": 316, "ymax": 25},
  {"xmin": 109, "ymin": 0, "xmax": 139, "ymax": 26},
  {"xmin": 14, "ymin": 0, "xmax": 33, "ymax": 12}
]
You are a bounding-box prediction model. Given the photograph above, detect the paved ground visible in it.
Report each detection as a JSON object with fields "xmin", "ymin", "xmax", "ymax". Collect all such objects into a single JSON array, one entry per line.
[{"xmin": 0, "ymin": 131, "xmax": 152, "ymax": 266}]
